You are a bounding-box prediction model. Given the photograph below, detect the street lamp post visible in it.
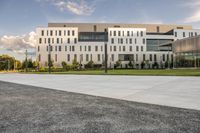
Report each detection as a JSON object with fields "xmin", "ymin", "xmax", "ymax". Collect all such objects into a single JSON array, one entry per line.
[{"xmin": 48, "ymin": 43, "xmax": 51, "ymax": 74}]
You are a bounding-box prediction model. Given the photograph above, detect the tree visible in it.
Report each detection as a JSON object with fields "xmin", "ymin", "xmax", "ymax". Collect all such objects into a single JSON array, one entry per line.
[
  {"xmin": 141, "ymin": 61, "xmax": 145, "ymax": 69},
  {"xmin": 128, "ymin": 61, "xmax": 133, "ymax": 68},
  {"xmin": 33, "ymin": 61, "xmax": 39, "ymax": 69},
  {"xmin": 0, "ymin": 54, "xmax": 15, "ymax": 70},
  {"xmin": 71, "ymin": 59, "xmax": 79, "ymax": 70},
  {"xmin": 15, "ymin": 60, "xmax": 22, "ymax": 70},
  {"xmin": 86, "ymin": 60, "xmax": 94, "ymax": 69},
  {"xmin": 115, "ymin": 60, "xmax": 121, "ymax": 68},
  {"xmin": 61, "ymin": 61, "xmax": 67, "ymax": 69}
]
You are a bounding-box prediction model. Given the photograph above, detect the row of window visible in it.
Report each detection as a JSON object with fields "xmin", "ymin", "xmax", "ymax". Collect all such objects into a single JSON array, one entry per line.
[
  {"xmin": 38, "ymin": 53, "xmax": 172, "ymax": 63},
  {"xmin": 38, "ymin": 45, "xmax": 144, "ymax": 52},
  {"xmin": 41, "ymin": 30, "xmax": 76, "ymax": 36},
  {"xmin": 39, "ymin": 38, "xmax": 77, "ymax": 44},
  {"xmin": 174, "ymin": 31, "xmax": 199, "ymax": 38},
  {"xmin": 110, "ymin": 30, "xmax": 145, "ymax": 37},
  {"xmin": 111, "ymin": 38, "xmax": 145, "ymax": 44}
]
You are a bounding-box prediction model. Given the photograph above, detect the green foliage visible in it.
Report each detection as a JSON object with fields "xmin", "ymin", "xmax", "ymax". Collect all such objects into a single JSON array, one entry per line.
[
  {"xmin": 61, "ymin": 61, "xmax": 71, "ymax": 71},
  {"xmin": 71, "ymin": 59, "xmax": 79, "ymax": 70},
  {"xmin": 128, "ymin": 61, "xmax": 133, "ymax": 68},
  {"xmin": 0, "ymin": 54, "xmax": 16, "ymax": 70},
  {"xmin": 85, "ymin": 60, "xmax": 94, "ymax": 69},
  {"xmin": 115, "ymin": 60, "xmax": 121, "ymax": 68}
]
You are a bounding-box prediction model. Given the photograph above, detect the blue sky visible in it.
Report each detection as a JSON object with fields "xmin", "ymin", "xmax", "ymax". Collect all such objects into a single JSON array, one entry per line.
[{"xmin": 0, "ymin": 0, "xmax": 200, "ymax": 60}]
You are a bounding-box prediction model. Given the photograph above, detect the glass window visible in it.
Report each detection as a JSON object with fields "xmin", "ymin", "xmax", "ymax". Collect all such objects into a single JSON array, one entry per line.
[
  {"xmin": 112, "ymin": 54, "xmax": 114, "ymax": 61},
  {"xmin": 129, "ymin": 46, "xmax": 132, "ymax": 51},
  {"xmin": 95, "ymin": 46, "xmax": 98, "ymax": 51},
  {"xmin": 74, "ymin": 38, "xmax": 77, "ymax": 44},
  {"xmin": 130, "ymin": 38, "xmax": 132, "ymax": 44},
  {"xmin": 72, "ymin": 30, "xmax": 75, "ymax": 36},
  {"xmin": 39, "ymin": 38, "xmax": 42, "ymax": 44},
  {"xmin": 41, "ymin": 30, "xmax": 44, "ymax": 36},
  {"xmin": 143, "ymin": 38, "xmax": 145, "ymax": 44},
  {"xmin": 111, "ymin": 38, "xmax": 114, "ymax": 44},
  {"xmin": 59, "ymin": 46, "xmax": 61, "ymax": 51},
  {"xmin": 141, "ymin": 46, "xmax": 143, "ymax": 51},
  {"xmin": 98, "ymin": 54, "xmax": 101, "ymax": 61},
  {"xmin": 114, "ymin": 31, "xmax": 116, "ymax": 36},
  {"xmin": 50, "ymin": 30, "xmax": 53, "ymax": 36},
  {"xmin": 67, "ymin": 54, "xmax": 70, "ymax": 61},
  {"xmin": 59, "ymin": 30, "xmax": 61, "ymax": 36},
  {"xmin": 136, "ymin": 46, "xmax": 139, "ymax": 51},
  {"xmin": 114, "ymin": 46, "xmax": 116, "ymax": 51},
  {"xmin": 123, "ymin": 46, "xmax": 125, "ymax": 51},
  {"xmin": 57, "ymin": 38, "xmax": 59, "ymax": 43},
  {"xmin": 68, "ymin": 38, "xmax": 70, "ymax": 44},
  {"xmin": 68, "ymin": 30, "xmax": 70, "ymax": 36}
]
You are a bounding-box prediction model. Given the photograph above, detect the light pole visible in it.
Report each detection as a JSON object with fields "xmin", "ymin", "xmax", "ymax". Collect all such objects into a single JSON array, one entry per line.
[
  {"xmin": 104, "ymin": 31, "xmax": 108, "ymax": 73},
  {"xmin": 48, "ymin": 43, "xmax": 51, "ymax": 74},
  {"xmin": 25, "ymin": 49, "xmax": 28, "ymax": 72}
]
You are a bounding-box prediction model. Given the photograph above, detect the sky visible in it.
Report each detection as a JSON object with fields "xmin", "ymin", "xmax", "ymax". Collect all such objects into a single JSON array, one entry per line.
[{"xmin": 0, "ymin": 0, "xmax": 200, "ymax": 61}]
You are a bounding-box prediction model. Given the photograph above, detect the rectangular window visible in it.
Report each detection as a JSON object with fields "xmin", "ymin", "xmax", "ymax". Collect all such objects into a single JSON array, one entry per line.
[
  {"xmin": 85, "ymin": 46, "xmax": 87, "ymax": 51},
  {"xmin": 101, "ymin": 46, "xmax": 103, "ymax": 51},
  {"xmin": 123, "ymin": 46, "xmax": 125, "ymax": 51},
  {"xmin": 135, "ymin": 38, "xmax": 137, "ymax": 44},
  {"xmin": 44, "ymin": 38, "xmax": 46, "ymax": 44},
  {"xmin": 55, "ymin": 46, "xmax": 57, "ymax": 51},
  {"xmin": 80, "ymin": 46, "xmax": 82, "ymax": 51},
  {"xmin": 129, "ymin": 38, "xmax": 132, "ymax": 44},
  {"xmin": 150, "ymin": 54, "xmax": 152, "ymax": 61},
  {"xmin": 141, "ymin": 46, "xmax": 143, "ymax": 51},
  {"xmin": 163, "ymin": 54, "xmax": 165, "ymax": 61},
  {"xmin": 129, "ymin": 46, "xmax": 132, "ymax": 51},
  {"xmin": 183, "ymin": 32, "xmax": 185, "ymax": 37},
  {"xmin": 111, "ymin": 54, "xmax": 114, "ymax": 61},
  {"xmin": 127, "ymin": 31, "xmax": 130, "ymax": 36},
  {"xmin": 111, "ymin": 38, "xmax": 114, "ymax": 44},
  {"xmin": 121, "ymin": 38, "xmax": 123, "ymax": 44},
  {"xmin": 41, "ymin": 30, "xmax": 44, "ymax": 36},
  {"xmin": 88, "ymin": 46, "xmax": 91, "ymax": 51},
  {"xmin": 136, "ymin": 46, "xmax": 139, "ymax": 51},
  {"xmin": 119, "ymin": 46, "xmax": 121, "ymax": 51},
  {"xmin": 95, "ymin": 46, "xmax": 98, "ymax": 51},
  {"xmin": 154, "ymin": 54, "xmax": 157, "ymax": 61},
  {"xmin": 110, "ymin": 31, "xmax": 112, "ymax": 36},
  {"xmin": 59, "ymin": 30, "xmax": 61, "ymax": 36},
  {"xmin": 38, "ymin": 46, "xmax": 40, "ymax": 52},
  {"xmin": 72, "ymin": 30, "xmax": 75, "ymax": 36},
  {"xmin": 143, "ymin": 54, "xmax": 145, "ymax": 61},
  {"xmin": 64, "ymin": 30, "xmax": 66, "ymax": 36},
  {"xmin": 137, "ymin": 31, "xmax": 139, "ymax": 37},
  {"xmin": 118, "ymin": 31, "xmax": 121, "ymax": 36},
  {"xmin": 141, "ymin": 31, "xmax": 143, "ymax": 37},
  {"xmin": 110, "ymin": 46, "xmax": 112, "ymax": 51},
  {"xmin": 50, "ymin": 46, "xmax": 53, "ymax": 51},
  {"xmin": 52, "ymin": 38, "xmax": 54, "ymax": 44},
  {"xmin": 48, "ymin": 38, "xmax": 50, "ymax": 44},
  {"xmin": 98, "ymin": 54, "xmax": 101, "ymax": 61},
  {"xmin": 143, "ymin": 39, "xmax": 145, "ymax": 44},
  {"xmin": 114, "ymin": 31, "xmax": 116, "ymax": 36},
  {"xmin": 72, "ymin": 46, "xmax": 75, "ymax": 51},
  {"xmin": 67, "ymin": 54, "xmax": 70, "ymax": 61},
  {"xmin": 57, "ymin": 38, "xmax": 59, "ymax": 43},
  {"xmin": 46, "ymin": 46, "xmax": 48, "ymax": 52},
  {"xmin": 68, "ymin": 38, "xmax": 70, "ymax": 44},
  {"xmin": 61, "ymin": 38, "xmax": 63, "ymax": 44},
  {"xmin": 47, "ymin": 30, "xmax": 49, "ymax": 36},
  {"xmin": 86, "ymin": 54, "xmax": 89, "ymax": 61},
  {"xmin": 74, "ymin": 38, "xmax": 77, "ymax": 44},
  {"xmin": 39, "ymin": 38, "xmax": 42, "ymax": 44},
  {"xmin": 38, "ymin": 54, "xmax": 41, "ymax": 62},
  {"xmin": 65, "ymin": 46, "xmax": 67, "ymax": 51},
  {"xmin": 114, "ymin": 46, "xmax": 116, "ymax": 51},
  {"xmin": 59, "ymin": 46, "xmax": 61, "ymax": 51},
  {"xmin": 157, "ymin": 26, "xmax": 160, "ymax": 33},
  {"xmin": 68, "ymin": 30, "xmax": 70, "ymax": 36},
  {"xmin": 50, "ymin": 30, "xmax": 53, "ymax": 36},
  {"xmin": 175, "ymin": 32, "xmax": 177, "ymax": 37}
]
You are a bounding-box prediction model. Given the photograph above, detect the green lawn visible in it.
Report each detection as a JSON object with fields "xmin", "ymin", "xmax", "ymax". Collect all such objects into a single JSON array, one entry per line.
[{"xmin": 24, "ymin": 69, "xmax": 200, "ymax": 76}]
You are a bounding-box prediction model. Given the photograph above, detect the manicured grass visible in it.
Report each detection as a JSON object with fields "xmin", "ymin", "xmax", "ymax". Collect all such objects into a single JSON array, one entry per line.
[{"xmin": 24, "ymin": 69, "xmax": 200, "ymax": 76}]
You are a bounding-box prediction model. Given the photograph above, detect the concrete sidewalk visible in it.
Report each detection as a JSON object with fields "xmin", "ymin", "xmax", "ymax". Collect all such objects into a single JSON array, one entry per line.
[{"xmin": 0, "ymin": 74, "xmax": 200, "ymax": 110}]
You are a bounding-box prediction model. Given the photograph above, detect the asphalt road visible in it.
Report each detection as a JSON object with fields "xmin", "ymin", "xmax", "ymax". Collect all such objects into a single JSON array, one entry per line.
[{"xmin": 0, "ymin": 81, "xmax": 200, "ymax": 133}]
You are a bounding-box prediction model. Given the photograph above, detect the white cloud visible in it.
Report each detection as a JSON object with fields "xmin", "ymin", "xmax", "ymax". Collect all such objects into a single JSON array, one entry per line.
[
  {"xmin": 184, "ymin": 10, "xmax": 200, "ymax": 23},
  {"xmin": 37, "ymin": 0, "xmax": 95, "ymax": 16},
  {"xmin": 0, "ymin": 31, "xmax": 37, "ymax": 54},
  {"xmin": 183, "ymin": 0, "xmax": 200, "ymax": 23}
]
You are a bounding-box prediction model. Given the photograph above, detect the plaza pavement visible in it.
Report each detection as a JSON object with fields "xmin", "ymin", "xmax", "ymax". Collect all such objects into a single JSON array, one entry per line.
[{"xmin": 0, "ymin": 73, "xmax": 200, "ymax": 110}]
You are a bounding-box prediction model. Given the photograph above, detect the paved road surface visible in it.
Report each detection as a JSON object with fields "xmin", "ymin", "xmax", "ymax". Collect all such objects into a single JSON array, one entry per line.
[{"xmin": 0, "ymin": 74, "xmax": 200, "ymax": 110}]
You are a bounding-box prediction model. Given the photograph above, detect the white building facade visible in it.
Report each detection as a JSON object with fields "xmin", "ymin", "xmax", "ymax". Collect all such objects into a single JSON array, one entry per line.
[{"xmin": 36, "ymin": 23, "xmax": 200, "ymax": 69}]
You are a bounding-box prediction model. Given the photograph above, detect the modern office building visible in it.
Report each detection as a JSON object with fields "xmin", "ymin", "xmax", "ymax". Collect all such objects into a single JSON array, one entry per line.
[
  {"xmin": 173, "ymin": 35, "xmax": 200, "ymax": 68},
  {"xmin": 36, "ymin": 23, "xmax": 200, "ymax": 68}
]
